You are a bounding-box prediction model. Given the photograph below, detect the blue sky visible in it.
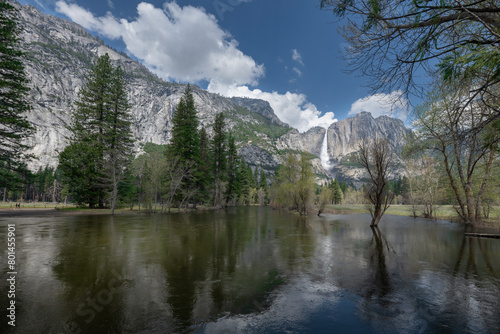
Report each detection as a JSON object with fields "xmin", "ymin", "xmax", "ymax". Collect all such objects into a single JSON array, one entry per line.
[{"xmin": 19, "ymin": 0, "xmax": 411, "ymax": 131}]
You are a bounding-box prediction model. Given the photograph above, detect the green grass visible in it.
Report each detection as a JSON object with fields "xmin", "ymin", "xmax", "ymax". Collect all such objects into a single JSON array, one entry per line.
[
  {"xmin": 0, "ymin": 202, "xmax": 77, "ymax": 209},
  {"xmin": 324, "ymin": 204, "xmax": 500, "ymax": 222}
]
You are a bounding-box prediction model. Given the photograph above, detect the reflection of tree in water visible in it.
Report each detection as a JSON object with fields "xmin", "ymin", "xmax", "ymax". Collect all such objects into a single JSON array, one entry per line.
[
  {"xmin": 161, "ymin": 207, "xmax": 314, "ymax": 332},
  {"xmin": 420, "ymin": 230, "xmax": 500, "ymax": 333},
  {"xmin": 366, "ymin": 226, "xmax": 392, "ymax": 298},
  {"xmin": 358, "ymin": 226, "xmax": 394, "ymax": 321},
  {"xmin": 356, "ymin": 226, "xmax": 398, "ymax": 326},
  {"xmin": 51, "ymin": 216, "xmax": 127, "ymax": 334},
  {"xmin": 453, "ymin": 233, "xmax": 497, "ymax": 278}
]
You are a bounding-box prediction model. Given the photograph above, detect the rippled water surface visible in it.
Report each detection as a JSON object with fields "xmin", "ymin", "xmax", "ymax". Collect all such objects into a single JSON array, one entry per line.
[{"xmin": 1, "ymin": 207, "xmax": 500, "ymax": 333}]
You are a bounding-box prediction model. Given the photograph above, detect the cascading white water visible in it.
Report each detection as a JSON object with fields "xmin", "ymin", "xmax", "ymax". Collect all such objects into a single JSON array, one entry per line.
[{"xmin": 320, "ymin": 129, "xmax": 332, "ymax": 170}]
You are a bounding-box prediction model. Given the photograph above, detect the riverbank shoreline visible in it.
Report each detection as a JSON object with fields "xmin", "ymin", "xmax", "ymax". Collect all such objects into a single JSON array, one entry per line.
[
  {"xmin": 1, "ymin": 204, "xmax": 499, "ymax": 230},
  {"xmin": 0, "ymin": 205, "xmax": 216, "ymax": 217},
  {"xmin": 321, "ymin": 204, "xmax": 500, "ymax": 230}
]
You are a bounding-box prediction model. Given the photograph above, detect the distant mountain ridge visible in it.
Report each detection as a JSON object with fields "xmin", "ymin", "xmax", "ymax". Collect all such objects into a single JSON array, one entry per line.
[{"xmin": 15, "ymin": 1, "xmax": 410, "ymax": 183}]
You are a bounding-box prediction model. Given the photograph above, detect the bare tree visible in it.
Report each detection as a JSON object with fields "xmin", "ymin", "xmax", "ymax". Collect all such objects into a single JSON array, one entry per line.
[
  {"xmin": 164, "ymin": 157, "xmax": 193, "ymax": 213},
  {"xmin": 403, "ymin": 154, "xmax": 443, "ymax": 219},
  {"xmin": 358, "ymin": 137, "xmax": 395, "ymax": 226},
  {"xmin": 147, "ymin": 151, "xmax": 166, "ymax": 213},
  {"xmin": 412, "ymin": 78, "xmax": 500, "ymax": 225}
]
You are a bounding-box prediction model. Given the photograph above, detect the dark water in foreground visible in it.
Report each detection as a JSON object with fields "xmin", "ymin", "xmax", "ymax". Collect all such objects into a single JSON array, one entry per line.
[{"xmin": 1, "ymin": 207, "xmax": 500, "ymax": 333}]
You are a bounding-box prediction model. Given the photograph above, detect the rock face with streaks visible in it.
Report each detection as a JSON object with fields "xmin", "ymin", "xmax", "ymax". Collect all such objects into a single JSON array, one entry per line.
[{"xmin": 277, "ymin": 112, "xmax": 411, "ymax": 183}]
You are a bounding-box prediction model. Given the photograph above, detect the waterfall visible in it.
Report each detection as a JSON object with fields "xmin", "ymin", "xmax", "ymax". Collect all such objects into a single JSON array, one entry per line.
[{"xmin": 320, "ymin": 129, "xmax": 332, "ymax": 170}]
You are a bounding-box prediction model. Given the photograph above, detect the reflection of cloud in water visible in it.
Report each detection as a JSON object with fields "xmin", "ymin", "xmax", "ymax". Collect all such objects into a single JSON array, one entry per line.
[
  {"xmin": 412, "ymin": 269, "xmax": 498, "ymax": 333},
  {"xmin": 202, "ymin": 276, "xmax": 338, "ymax": 333}
]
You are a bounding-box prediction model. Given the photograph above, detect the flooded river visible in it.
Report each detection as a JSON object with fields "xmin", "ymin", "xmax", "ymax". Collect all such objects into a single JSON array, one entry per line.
[{"xmin": 1, "ymin": 207, "xmax": 499, "ymax": 333}]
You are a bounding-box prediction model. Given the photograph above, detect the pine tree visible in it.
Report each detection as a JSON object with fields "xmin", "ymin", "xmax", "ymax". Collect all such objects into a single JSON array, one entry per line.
[
  {"xmin": 225, "ymin": 132, "xmax": 239, "ymax": 205},
  {"xmin": 58, "ymin": 139, "xmax": 100, "ymax": 207},
  {"xmin": 167, "ymin": 85, "xmax": 200, "ymax": 206},
  {"xmin": 70, "ymin": 54, "xmax": 114, "ymax": 208},
  {"xmin": 237, "ymin": 157, "xmax": 251, "ymax": 203},
  {"xmin": 59, "ymin": 54, "xmax": 133, "ymax": 209},
  {"xmin": 329, "ymin": 178, "xmax": 342, "ymax": 204},
  {"xmin": 0, "ymin": 1, "xmax": 34, "ymax": 188},
  {"xmin": 197, "ymin": 127, "xmax": 212, "ymax": 204},
  {"xmin": 259, "ymin": 169, "xmax": 267, "ymax": 188},
  {"xmin": 169, "ymin": 85, "xmax": 199, "ymax": 162},
  {"xmin": 211, "ymin": 112, "xmax": 226, "ymax": 207},
  {"xmin": 106, "ymin": 66, "xmax": 134, "ymax": 214},
  {"xmin": 259, "ymin": 169, "xmax": 268, "ymax": 204},
  {"xmin": 253, "ymin": 167, "xmax": 260, "ymax": 188}
]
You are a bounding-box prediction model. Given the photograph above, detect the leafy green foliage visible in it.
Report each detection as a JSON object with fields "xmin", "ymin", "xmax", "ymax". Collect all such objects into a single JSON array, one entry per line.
[{"xmin": 270, "ymin": 152, "xmax": 316, "ymax": 215}]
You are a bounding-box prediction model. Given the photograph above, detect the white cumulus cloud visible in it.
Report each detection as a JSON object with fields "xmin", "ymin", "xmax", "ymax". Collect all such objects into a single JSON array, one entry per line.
[
  {"xmin": 55, "ymin": 1, "xmax": 264, "ymax": 86},
  {"xmin": 208, "ymin": 83, "xmax": 337, "ymax": 132},
  {"xmin": 348, "ymin": 91, "xmax": 410, "ymax": 122}
]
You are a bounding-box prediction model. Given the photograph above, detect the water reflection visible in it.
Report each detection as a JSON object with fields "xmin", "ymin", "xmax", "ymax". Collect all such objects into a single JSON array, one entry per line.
[
  {"xmin": 366, "ymin": 226, "xmax": 391, "ymax": 298},
  {"xmin": 0, "ymin": 209, "xmax": 499, "ymax": 333}
]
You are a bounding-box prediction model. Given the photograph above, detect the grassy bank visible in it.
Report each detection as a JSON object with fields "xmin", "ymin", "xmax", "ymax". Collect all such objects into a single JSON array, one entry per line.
[
  {"xmin": 324, "ymin": 204, "xmax": 500, "ymax": 223},
  {"xmin": 0, "ymin": 202, "xmax": 77, "ymax": 209}
]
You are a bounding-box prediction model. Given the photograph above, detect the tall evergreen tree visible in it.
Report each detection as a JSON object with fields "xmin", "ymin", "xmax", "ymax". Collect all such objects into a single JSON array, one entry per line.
[
  {"xmin": 329, "ymin": 179, "xmax": 342, "ymax": 204},
  {"xmin": 259, "ymin": 169, "xmax": 268, "ymax": 204},
  {"xmin": 106, "ymin": 65, "xmax": 134, "ymax": 214},
  {"xmin": 259, "ymin": 169, "xmax": 267, "ymax": 190},
  {"xmin": 0, "ymin": 1, "xmax": 34, "ymax": 188},
  {"xmin": 69, "ymin": 54, "xmax": 114, "ymax": 207},
  {"xmin": 253, "ymin": 167, "xmax": 260, "ymax": 188},
  {"xmin": 197, "ymin": 127, "xmax": 212, "ymax": 204},
  {"xmin": 59, "ymin": 54, "xmax": 133, "ymax": 209},
  {"xmin": 225, "ymin": 132, "xmax": 239, "ymax": 205},
  {"xmin": 167, "ymin": 85, "xmax": 200, "ymax": 206},
  {"xmin": 58, "ymin": 140, "xmax": 100, "ymax": 207},
  {"xmin": 237, "ymin": 157, "xmax": 252, "ymax": 203},
  {"xmin": 211, "ymin": 112, "xmax": 226, "ymax": 207},
  {"xmin": 169, "ymin": 85, "xmax": 199, "ymax": 162}
]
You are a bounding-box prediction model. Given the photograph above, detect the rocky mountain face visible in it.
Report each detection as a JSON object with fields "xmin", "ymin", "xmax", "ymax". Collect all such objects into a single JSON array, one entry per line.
[
  {"xmin": 16, "ymin": 2, "xmax": 410, "ymax": 184},
  {"xmin": 278, "ymin": 112, "xmax": 411, "ymax": 183}
]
